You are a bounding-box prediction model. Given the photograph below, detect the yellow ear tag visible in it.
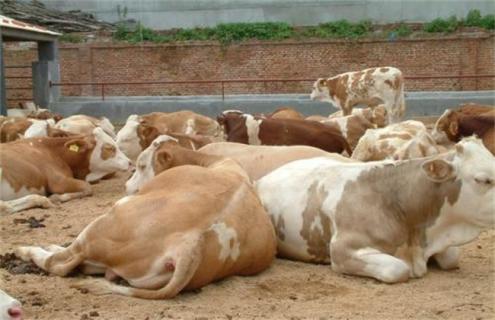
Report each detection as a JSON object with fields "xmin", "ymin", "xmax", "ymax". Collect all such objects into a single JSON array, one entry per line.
[{"xmin": 69, "ymin": 144, "xmax": 79, "ymax": 152}]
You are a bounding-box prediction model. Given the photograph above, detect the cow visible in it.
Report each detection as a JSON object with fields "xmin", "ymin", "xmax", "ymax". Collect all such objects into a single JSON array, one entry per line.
[
  {"xmin": 126, "ymin": 137, "xmax": 354, "ymax": 194},
  {"xmin": 255, "ymin": 137, "xmax": 495, "ymax": 283},
  {"xmin": 0, "ymin": 289, "xmax": 21, "ymax": 320},
  {"xmin": 266, "ymin": 107, "xmax": 304, "ymax": 120},
  {"xmin": 431, "ymin": 104, "xmax": 494, "ymax": 155},
  {"xmin": 116, "ymin": 111, "xmax": 221, "ymax": 161},
  {"xmin": 320, "ymin": 105, "xmax": 388, "ymax": 150},
  {"xmin": 15, "ymin": 147, "xmax": 276, "ymax": 299},
  {"xmin": 55, "ymin": 115, "xmax": 116, "ymax": 138},
  {"xmin": 352, "ymin": 120, "xmax": 443, "ymax": 161},
  {"xmin": 310, "ymin": 67, "xmax": 405, "ymax": 123},
  {"xmin": 0, "ymin": 128, "xmax": 131, "ymax": 214},
  {"xmin": 217, "ymin": 111, "xmax": 352, "ymax": 155}
]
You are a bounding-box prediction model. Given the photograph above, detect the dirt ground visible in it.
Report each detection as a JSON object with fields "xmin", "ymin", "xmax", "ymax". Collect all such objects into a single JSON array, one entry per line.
[{"xmin": 1, "ymin": 171, "xmax": 494, "ymax": 320}]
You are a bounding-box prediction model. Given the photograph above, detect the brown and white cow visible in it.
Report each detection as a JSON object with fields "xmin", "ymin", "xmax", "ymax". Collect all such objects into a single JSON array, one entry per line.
[
  {"xmin": 15, "ymin": 148, "xmax": 276, "ymax": 299},
  {"xmin": 126, "ymin": 137, "xmax": 354, "ymax": 194},
  {"xmin": 217, "ymin": 111, "xmax": 352, "ymax": 155},
  {"xmin": 320, "ymin": 105, "xmax": 388, "ymax": 150},
  {"xmin": 55, "ymin": 115, "xmax": 116, "ymax": 138},
  {"xmin": 0, "ymin": 117, "xmax": 65, "ymax": 142},
  {"xmin": 431, "ymin": 104, "xmax": 494, "ymax": 155},
  {"xmin": 0, "ymin": 128, "xmax": 131, "ymax": 214},
  {"xmin": 0, "ymin": 288, "xmax": 21, "ymax": 320},
  {"xmin": 116, "ymin": 111, "xmax": 221, "ymax": 161},
  {"xmin": 310, "ymin": 67, "xmax": 405, "ymax": 123},
  {"xmin": 256, "ymin": 137, "xmax": 495, "ymax": 283},
  {"xmin": 352, "ymin": 120, "xmax": 443, "ymax": 161}
]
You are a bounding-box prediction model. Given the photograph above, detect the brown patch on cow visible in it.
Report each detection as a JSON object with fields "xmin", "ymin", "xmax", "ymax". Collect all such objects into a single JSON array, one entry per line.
[
  {"xmin": 299, "ymin": 182, "xmax": 331, "ymax": 262},
  {"xmin": 380, "ymin": 67, "xmax": 389, "ymax": 73},
  {"xmin": 101, "ymin": 143, "xmax": 117, "ymax": 160},
  {"xmin": 270, "ymin": 215, "xmax": 286, "ymax": 241},
  {"xmin": 333, "ymin": 75, "xmax": 349, "ymax": 106},
  {"xmin": 326, "ymin": 77, "xmax": 339, "ymax": 100}
]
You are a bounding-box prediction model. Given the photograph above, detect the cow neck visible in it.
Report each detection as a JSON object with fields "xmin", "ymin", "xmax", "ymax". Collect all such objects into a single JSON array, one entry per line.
[
  {"xmin": 458, "ymin": 115, "xmax": 494, "ymax": 139},
  {"xmin": 358, "ymin": 153, "xmax": 461, "ymax": 231},
  {"xmin": 36, "ymin": 136, "xmax": 93, "ymax": 179},
  {"xmin": 169, "ymin": 146, "xmax": 225, "ymax": 169}
]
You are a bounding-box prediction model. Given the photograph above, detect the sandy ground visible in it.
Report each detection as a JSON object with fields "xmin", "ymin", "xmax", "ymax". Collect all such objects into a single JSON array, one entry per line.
[{"xmin": 1, "ymin": 171, "xmax": 494, "ymax": 320}]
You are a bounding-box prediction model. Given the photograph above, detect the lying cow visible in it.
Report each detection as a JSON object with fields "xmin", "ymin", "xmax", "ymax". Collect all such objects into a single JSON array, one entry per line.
[
  {"xmin": 0, "ymin": 128, "xmax": 130, "ymax": 214},
  {"xmin": 217, "ymin": 111, "xmax": 351, "ymax": 155},
  {"xmin": 256, "ymin": 137, "xmax": 495, "ymax": 283},
  {"xmin": 310, "ymin": 66, "xmax": 405, "ymax": 123},
  {"xmin": 15, "ymin": 146, "xmax": 276, "ymax": 299},
  {"xmin": 116, "ymin": 111, "xmax": 221, "ymax": 161},
  {"xmin": 126, "ymin": 138, "xmax": 354, "ymax": 194},
  {"xmin": 352, "ymin": 120, "xmax": 443, "ymax": 161},
  {"xmin": 55, "ymin": 115, "xmax": 116, "ymax": 138},
  {"xmin": 320, "ymin": 105, "xmax": 388, "ymax": 150},
  {"xmin": 0, "ymin": 289, "xmax": 21, "ymax": 320},
  {"xmin": 266, "ymin": 107, "xmax": 304, "ymax": 120},
  {"xmin": 432, "ymin": 104, "xmax": 494, "ymax": 155}
]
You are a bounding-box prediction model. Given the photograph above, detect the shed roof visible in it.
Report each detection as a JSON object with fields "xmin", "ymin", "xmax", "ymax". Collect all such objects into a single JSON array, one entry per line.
[{"xmin": 1, "ymin": 15, "xmax": 61, "ymax": 41}]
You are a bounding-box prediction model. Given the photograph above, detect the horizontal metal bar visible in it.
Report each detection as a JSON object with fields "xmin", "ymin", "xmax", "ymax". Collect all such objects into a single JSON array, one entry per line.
[
  {"xmin": 5, "ymin": 76, "xmax": 32, "ymax": 79},
  {"xmin": 6, "ymin": 87, "xmax": 33, "ymax": 90},
  {"xmin": 49, "ymin": 74, "xmax": 495, "ymax": 87},
  {"xmin": 7, "ymin": 98, "xmax": 33, "ymax": 101},
  {"xmin": 5, "ymin": 65, "xmax": 32, "ymax": 69}
]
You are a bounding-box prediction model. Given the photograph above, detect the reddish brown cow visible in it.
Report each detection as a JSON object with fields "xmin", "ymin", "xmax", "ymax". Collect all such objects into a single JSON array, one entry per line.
[{"xmin": 217, "ymin": 111, "xmax": 352, "ymax": 155}]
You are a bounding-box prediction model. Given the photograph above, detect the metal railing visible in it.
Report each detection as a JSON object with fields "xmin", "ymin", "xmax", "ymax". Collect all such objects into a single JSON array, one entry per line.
[{"xmin": 43, "ymin": 73, "xmax": 495, "ymax": 101}]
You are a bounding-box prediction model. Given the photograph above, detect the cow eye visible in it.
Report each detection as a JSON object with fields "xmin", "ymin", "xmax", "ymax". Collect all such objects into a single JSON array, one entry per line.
[{"xmin": 475, "ymin": 177, "xmax": 493, "ymax": 185}]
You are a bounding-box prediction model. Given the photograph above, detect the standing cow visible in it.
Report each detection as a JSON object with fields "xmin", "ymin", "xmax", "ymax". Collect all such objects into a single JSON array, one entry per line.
[{"xmin": 310, "ymin": 67, "xmax": 405, "ymax": 123}]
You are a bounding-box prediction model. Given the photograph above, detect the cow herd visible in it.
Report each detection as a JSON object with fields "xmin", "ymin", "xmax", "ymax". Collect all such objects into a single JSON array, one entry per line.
[{"xmin": 0, "ymin": 67, "xmax": 494, "ymax": 318}]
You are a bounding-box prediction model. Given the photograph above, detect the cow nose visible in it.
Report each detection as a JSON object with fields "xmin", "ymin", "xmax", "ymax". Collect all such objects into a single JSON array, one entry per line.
[{"xmin": 8, "ymin": 306, "xmax": 22, "ymax": 319}]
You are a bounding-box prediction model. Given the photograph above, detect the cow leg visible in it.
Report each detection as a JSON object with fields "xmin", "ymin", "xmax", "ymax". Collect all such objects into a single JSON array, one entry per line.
[
  {"xmin": 15, "ymin": 243, "xmax": 85, "ymax": 277},
  {"xmin": 47, "ymin": 176, "xmax": 92, "ymax": 204},
  {"xmin": 44, "ymin": 244, "xmax": 107, "ymax": 275},
  {"xmin": 71, "ymin": 231, "xmax": 204, "ymax": 299},
  {"xmin": 0, "ymin": 195, "xmax": 55, "ymax": 215},
  {"xmin": 433, "ymin": 246, "xmax": 460, "ymax": 270},
  {"xmin": 331, "ymin": 243, "xmax": 410, "ymax": 283}
]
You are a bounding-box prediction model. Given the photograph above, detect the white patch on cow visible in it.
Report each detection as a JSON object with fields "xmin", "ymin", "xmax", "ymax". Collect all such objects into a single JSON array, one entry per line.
[
  {"xmin": 116, "ymin": 115, "xmax": 142, "ymax": 162},
  {"xmin": 431, "ymin": 109, "xmax": 452, "ymax": 144},
  {"xmin": 256, "ymin": 157, "xmax": 367, "ymax": 262},
  {"xmin": 0, "ymin": 170, "xmax": 46, "ymax": 201},
  {"xmin": 222, "ymin": 109, "xmax": 243, "ymax": 115},
  {"xmin": 87, "ymin": 128, "xmax": 130, "ymax": 182},
  {"xmin": 0, "ymin": 288, "xmax": 22, "ymax": 320},
  {"xmin": 125, "ymin": 135, "xmax": 178, "ymax": 194},
  {"xmin": 352, "ymin": 247, "xmax": 410, "ymax": 283},
  {"xmin": 243, "ymin": 114, "xmax": 262, "ymax": 145},
  {"xmin": 334, "ymin": 116, "xmax": 349, "ymax": 138},
  {"xmin": 24, "ymin": 120, "xmax": 49, "ymax": 138},
  {"xmin": 184, "ymin": 118, "xmax": 195, "ymax": 135},
  {"xmin": 210, "ymin": 222, "xmax": 240, "ymax": 262},
  {"xmin": 98, "ymin": 117, "xmax": 116, "ymax": 138}
]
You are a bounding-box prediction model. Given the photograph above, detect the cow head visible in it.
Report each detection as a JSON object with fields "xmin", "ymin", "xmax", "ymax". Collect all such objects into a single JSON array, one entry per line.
[
  {"xmin": 126, "ymin": 135, "xmax": 178, "ymax": 194},
  {"xmin": 424, "ymin": 137, "xmax": 495, "ymax": 231},
  {"xmin": 310, "ymin": 78, "xmax": 333, "ymax": 103},
  {"xmin": 432, "ymin": 109, "xmax": 459, "ymax": 144},
  {"xmin": 0, "ymin": 289, "xmax": 22, "ymax": 320},
  {"xmin": 82, "ymin": 127, "xmax": 131, "ymax": 182}
]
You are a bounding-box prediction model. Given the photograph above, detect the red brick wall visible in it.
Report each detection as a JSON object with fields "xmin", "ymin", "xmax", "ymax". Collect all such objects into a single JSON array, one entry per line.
[{"xmin": 4, "ymin": 34, "xmax": 494, "ymax": 107}]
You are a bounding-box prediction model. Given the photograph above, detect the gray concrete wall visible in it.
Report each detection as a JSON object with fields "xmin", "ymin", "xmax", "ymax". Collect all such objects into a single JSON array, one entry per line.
[
  {"xmin": 50, "ymin": 90, "xmax": 495, "ymax": 123},
  {"xmin": 37, "ymin": 0, "xmax": 495, "ymax": 30}
]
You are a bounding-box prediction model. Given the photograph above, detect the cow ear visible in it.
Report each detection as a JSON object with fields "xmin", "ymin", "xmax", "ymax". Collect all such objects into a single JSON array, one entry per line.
[
  {"xmin": 138, "ymin": 124, "xmax": 158, "ymax": 139},
  {"xmin": 64, "ymin": 138, "xmax": 89, "ymax": 154},
  {"xmin": 154, "ymin": 149, "xmax": 172, "ymax": 170},
  {"xmin": 422, "ymin": 159, "xmax": 456, "ymax": 182},
  {"xmin": 318, "ymin": 78, "xmax": 327, "ymax": 87}
]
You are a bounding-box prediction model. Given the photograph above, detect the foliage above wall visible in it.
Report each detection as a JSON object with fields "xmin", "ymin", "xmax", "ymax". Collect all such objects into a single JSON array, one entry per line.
[{"xmin": 60, "ymin": 10, "xmax": 494, "ymax": 44}]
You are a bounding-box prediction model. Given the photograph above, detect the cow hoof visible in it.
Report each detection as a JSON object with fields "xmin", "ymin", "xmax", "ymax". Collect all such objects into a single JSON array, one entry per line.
[
  {"xmin": 48, "ymin": 195, "xmax": 62, "ymax": 205},
  {"xmin": 14, "ymin": 246, "xmax": 33, "ymax": 262},
  {"xmin": 0, "ymin": 202, "xmax": 14, "ymax": 215}
]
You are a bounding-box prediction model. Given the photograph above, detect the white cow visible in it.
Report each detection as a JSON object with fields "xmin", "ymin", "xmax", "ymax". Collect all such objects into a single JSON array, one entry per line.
[{"xmin": 256, "ymin": 137, "xmax": 495, "ymax": 283}]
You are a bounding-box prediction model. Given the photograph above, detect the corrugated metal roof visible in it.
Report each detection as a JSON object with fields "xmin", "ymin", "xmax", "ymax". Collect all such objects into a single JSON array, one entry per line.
[{"xmin": 0, "ymin": 15, "xmax": 61, "ymax": 36}]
